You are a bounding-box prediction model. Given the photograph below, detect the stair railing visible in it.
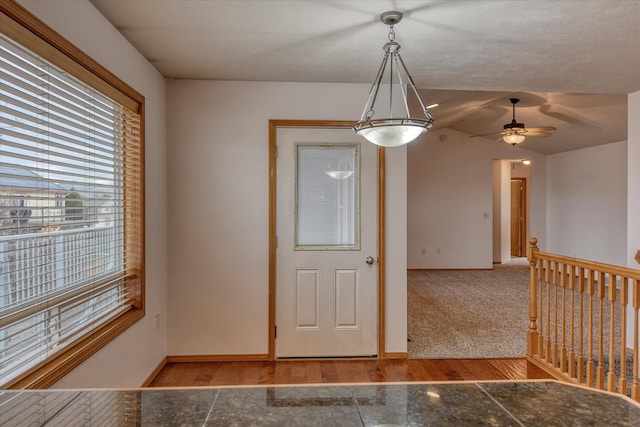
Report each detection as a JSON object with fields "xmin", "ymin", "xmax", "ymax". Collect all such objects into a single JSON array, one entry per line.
[{"xmin": 527, "ymin": 238, "xmax": 640, "ymax": 401}]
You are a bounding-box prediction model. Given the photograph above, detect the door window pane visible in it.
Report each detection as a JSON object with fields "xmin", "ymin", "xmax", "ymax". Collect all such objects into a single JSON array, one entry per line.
[{"xmin": 296, "ymin": 145, "xmax": 359, "ymax": 249}]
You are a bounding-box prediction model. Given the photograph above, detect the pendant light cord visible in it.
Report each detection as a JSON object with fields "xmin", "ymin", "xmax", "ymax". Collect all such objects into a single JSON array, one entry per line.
[{"xmin": 388, "ymin": 25, "xmax": 395, "ymax": 117}]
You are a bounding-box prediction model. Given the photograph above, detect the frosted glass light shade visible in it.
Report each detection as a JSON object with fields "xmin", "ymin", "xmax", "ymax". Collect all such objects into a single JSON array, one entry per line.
[
  {"xmin": 326, "ymin": 170, "xmax": 354, "ymax": 180},
  {"xmin": 355, "ymin": 121, "xmax": 428, "ymax": 147},
  {"xmin": 502, "ymin": 133, "xmax": 526, "ymax": 144}
]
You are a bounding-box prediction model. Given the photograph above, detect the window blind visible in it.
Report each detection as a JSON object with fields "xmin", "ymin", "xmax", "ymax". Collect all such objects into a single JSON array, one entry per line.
[
  {"xmin": 296, "ymin": 145, "xmax": 358, "ymax": 248},
  {"xmin": 0, "ymin": 23, "xmax": 142, "ymax": 387}
]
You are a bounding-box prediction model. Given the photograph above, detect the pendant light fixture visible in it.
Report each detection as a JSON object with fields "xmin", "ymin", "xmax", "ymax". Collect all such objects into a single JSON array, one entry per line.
[{"xmin": 353, "ymin": 11, "xmax": 434, "ymax": 147}]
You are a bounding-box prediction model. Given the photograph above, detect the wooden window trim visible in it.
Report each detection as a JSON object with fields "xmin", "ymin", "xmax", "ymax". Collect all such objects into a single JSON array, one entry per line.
[{"xmin": 1, "ymin": 0, "xmax": 145, "ymax": 389}]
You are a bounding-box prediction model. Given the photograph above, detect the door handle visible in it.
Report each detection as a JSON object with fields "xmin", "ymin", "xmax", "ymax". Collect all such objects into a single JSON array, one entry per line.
[{"xmin": 365, "ymin": 256, "xmax": 375, "ymax": 265}]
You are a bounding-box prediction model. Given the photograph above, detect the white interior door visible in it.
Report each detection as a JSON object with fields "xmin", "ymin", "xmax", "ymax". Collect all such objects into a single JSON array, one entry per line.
[{"xmin": 276, "ymin": 127, "xmax": 378, "ymax": 357}]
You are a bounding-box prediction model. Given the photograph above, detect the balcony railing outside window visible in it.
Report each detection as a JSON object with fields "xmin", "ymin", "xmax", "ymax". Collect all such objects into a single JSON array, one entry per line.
[{"xmin": 0, "ymin": 226, "xmax": 127, "ymax": 381}]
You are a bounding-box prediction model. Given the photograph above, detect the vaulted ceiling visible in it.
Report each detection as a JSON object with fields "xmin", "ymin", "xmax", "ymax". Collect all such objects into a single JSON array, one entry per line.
[{"xmin": 89, "ymin": 0, "xmax": 640, "ymax": 154}]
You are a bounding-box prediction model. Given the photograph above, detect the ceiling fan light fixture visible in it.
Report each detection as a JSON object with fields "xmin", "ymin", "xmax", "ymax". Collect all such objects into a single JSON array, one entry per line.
[
  {"xmin": 469, "ymin": 97, "xmax": 556, "ymax": 144},
  {"xmin": 502, "ymin": 133, "xmax": 526, "ymax": 145},
  {"xmin": 353, "ymin": 11, "xmax": 434, "ymax": 147}
]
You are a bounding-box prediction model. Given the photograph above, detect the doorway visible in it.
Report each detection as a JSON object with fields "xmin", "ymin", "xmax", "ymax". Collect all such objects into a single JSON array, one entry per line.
[{"xmin": 510, "ymin": 178, "xmax": 527, "ymax": 257}]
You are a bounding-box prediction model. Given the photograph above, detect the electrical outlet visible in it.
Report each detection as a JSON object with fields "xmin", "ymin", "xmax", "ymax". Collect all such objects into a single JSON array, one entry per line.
[
  {"xmin": 421, "ymin": 248, "xmax": 426, "ymax": 255},
  {"xmin": 155, "ymin": 312, "xmax": 161, "ymax": 329}
]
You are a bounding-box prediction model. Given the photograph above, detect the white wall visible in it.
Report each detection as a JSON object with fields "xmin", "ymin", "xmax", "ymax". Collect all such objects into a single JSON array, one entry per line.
[
  {"xmin": 491, "ymin": 161, "xmax": 501, "ymax": 262},
  {"xmin": 628, "ymin": 91, "xmax": 640, "ymax": 268},
  {"xmin": 166, "ymin": 81, "xmax": 407, "ymax": 356},
  {"xmin": 384, "ymin": 146, "xmax": 408, "ymax": 352},
  {"xmin": 546, "ymin": 141, "xmax": 627, "ymax": 266},
  {"xmin": 491, "ymin": 160, "xmax": 512, "ymax": 263},
  {"xmin": 19, "ymin": 0, "xmax": 168, "ymax": 388},
  {"xmin": 407, "ymin": 128, "xmax": 545, "ymax": 269},
  {"xmin": 525, "ymin": 155, "xmax": 547, "ymax": 250},
  {"xmin": 627, "ymin": 91, "xmax": 640, "ymax": 351}
]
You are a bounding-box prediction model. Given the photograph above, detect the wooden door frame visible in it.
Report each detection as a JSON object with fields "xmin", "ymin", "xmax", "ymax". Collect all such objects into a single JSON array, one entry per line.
[
  {"xmin": 268, "ymin": 119, "xmax": 386, "ymax": 360},
  {"xmin": 510, "ymin": 177, "xmax": 527, "ymax": 257}
]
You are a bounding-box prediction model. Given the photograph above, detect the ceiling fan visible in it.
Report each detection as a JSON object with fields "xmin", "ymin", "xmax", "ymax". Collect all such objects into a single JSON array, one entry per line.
[{"xmin": 469, "ymin": 98, "xmax": 556, "ymax": 145}]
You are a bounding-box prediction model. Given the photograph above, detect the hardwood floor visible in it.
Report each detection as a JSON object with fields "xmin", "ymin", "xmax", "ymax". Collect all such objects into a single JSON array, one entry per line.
[{"xmin": 147, "ymin": 358, "xmax": 553, "ymax": 388}]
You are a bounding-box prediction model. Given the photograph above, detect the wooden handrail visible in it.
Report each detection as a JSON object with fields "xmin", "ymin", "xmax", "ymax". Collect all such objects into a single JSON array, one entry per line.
[
  {"xmin": 531, "ymin": 248, "xmax": 640, "ymax": 280},
  {"xmin": 527, "ymin": 237, "xmax": 640, "ymax": 402}
]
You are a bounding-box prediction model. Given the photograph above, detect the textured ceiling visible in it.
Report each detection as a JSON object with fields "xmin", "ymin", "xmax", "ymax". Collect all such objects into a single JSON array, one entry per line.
[{"xmin": 89, "ymin": 0, "xmax": 640, "ymax": 154}]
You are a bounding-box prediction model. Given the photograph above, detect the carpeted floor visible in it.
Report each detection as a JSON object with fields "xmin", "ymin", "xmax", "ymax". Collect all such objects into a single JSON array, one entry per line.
[
  {"xmin": 408, "ymin": 258, "xmax": 530, "ymax": 359},
  {"xmin": 408, "ymin": 258, "xmax": 634, "ymax": 395}
]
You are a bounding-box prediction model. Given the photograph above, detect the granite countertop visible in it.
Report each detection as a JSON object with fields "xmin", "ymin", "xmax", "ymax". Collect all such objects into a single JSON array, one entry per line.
[{"xmin": 1, "ymin": 380, "xmax": 639, "ymax": 426}]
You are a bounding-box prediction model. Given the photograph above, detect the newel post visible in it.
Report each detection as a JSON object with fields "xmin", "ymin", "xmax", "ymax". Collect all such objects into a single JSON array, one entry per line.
[{"xmin": 527, "ymin": 237, "xmax": 540, "ymax": 357}]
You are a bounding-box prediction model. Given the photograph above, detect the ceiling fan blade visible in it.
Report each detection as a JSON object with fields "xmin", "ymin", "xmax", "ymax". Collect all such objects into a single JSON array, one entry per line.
[
  {"xmin": 524, "ymin": 131, "xmax": 552, "ymax": 137},
  {"xmin": 525, "ymin": 126, "xmax": 557, "ymax": 131},
  {"xmin": 469, "ymin": 131, "xmax": 504, "ymax": 138}
]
